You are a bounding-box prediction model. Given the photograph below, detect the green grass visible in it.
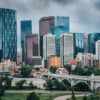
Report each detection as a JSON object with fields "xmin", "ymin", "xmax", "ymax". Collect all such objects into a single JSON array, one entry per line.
[
  {"xmin": 67, "ymin": 96, "xmax": 84, "ymax": 100},
  {"xmin": 1, "ymin": 93, "xmax": 69, "ymax": 100}
]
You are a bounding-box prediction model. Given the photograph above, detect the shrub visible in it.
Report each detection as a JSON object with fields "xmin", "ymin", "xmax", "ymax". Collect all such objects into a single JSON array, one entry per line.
[
  {"xmin": 15, "ymin": 80, "xmax": 26, "ymax": 89},
  {"xmin": 27, "ymin": 92, "xmax": 39, "ymax": 100}
]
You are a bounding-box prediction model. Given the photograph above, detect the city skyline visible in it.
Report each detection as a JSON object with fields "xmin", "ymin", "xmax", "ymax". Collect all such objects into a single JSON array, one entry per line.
[{"xmin": 0, "ymin": 0, "xmax": 100, "ymax": 52}]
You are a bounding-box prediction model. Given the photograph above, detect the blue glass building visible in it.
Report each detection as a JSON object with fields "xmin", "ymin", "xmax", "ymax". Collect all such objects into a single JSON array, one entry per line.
[
  {"xmin": 21, "ymin": 20, "xmax": 32, "ymax": 48},
  {"xmin": 50, "ymin": 16, "xmax": 70, "ymax": 57},
  {"xmin": 88, "ymin": 33, "xmax": 100, "ymax": 54},
  {"xmin": 0, "ymin": 8, "xmax": 17, "ymax": 62},
  {"xmin": 74, "ymin": 33, "xmax": 84, "ymax": 57},
  {"xmin": 21, "ymin": 20, "xmax": 32, "ymax": 62},
  {"xmin": 56, "ymin": 16, "xmax": 70, "ymax": 32}
]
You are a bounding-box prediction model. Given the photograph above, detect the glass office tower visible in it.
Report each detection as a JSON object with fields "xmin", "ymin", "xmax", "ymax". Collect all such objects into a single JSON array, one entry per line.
[
  {"xmin": 74, "ymin": 33, "xmax": 84, "ymax": 57},
  {"xmin": 56, "ymin": 16, "xmax": 70, "ymax": 32},
  {"xmin": 50, "ymin": 16, "xmax": 70, "ymax": 57},
  {"xmin": 21, "ymin": 20, "xmax": 32, "ymax": 62},
  {"xmin": 88, "ymin": 33, "xmax": 100, "ymax": 54},
  {"xmin": 0, "ymin": 8, "xmax": 17, "ymax": 62}
]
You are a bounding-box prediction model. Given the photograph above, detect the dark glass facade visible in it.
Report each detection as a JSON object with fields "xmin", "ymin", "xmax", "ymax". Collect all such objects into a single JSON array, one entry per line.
[
  {"xmin": 88, "ymin": 33, "xmax": 100, "ymax": 54},
  {"xmin": 0, "ymin": 8, "xmax": 17, "ymax": 62},
  {"xmin": 50, "ymin": 16, "xmax": 70, "ymax": 57},
  {"xmin": 39, "ymin": 16, "xmax": 55, "ymax": 57},
  {"xmin": 21, "ymin": 20, "xmax": 32, "ymax": 62},
  {"xmin": 74, "ymin": 33, "xmax": 84, "ymax": 57},
  {"xmin": 50, "ymin": 25, "xmax": 68, "ymax": 57},
  {"xmin": 25, "ymin": 34, "xmax": 38, "ymax": 64}
]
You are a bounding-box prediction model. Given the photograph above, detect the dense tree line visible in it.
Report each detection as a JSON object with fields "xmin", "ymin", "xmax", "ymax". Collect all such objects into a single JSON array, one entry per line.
[
  {"xmin": 63, "ymin": 64, "xmax": 100, "ymax": 76},
  {"xmin": 44, "ymin": 79, "xmax": 71, "ymax": 90}
]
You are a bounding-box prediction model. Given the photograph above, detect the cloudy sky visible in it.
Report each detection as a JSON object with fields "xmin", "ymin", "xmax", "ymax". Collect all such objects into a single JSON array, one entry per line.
[{"xmin": 0, "ymin": 0, "xmax": 100, "ymax": 51}]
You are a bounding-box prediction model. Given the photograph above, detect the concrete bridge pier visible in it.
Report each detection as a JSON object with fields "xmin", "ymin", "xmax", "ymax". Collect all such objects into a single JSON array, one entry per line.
[
  {"xmin": 90, "ymin": 81, "xmax": 94, "ymax": 91},
  {"xmin": 71, "ymin": 79, "xmax": 75, "ymax": 87}
]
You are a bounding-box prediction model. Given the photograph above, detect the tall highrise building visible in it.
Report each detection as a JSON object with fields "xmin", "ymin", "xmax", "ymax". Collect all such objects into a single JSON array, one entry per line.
[
  {"xmin": 74, "ymin": 33, "xmax": 84, "ymax": 57},
  {"xmin": 0, "ymin": 8, "xmax": 17, "ymax": 62},
  {"xmin": 96, "ymin": 40, "xmax": 100, "ymax": 59},
  {"xmin": 60, "ymin": 33, "xmax": 75, "ymax": 66},
  {"xmin": 25, "ymin": 34, "xmax": 38, "ymax": 64},
  {"xmin": 21, "ymin": 20, "xmax": 32, "ymax": 62},
  {"xmin": 50, "ymin": 16, "xmax": 70, "ymax": 57},
  {"xmin": 39, "ymin": 16, "xmax": 55, "ymax": 57},
  {"xmin": 43, "ymin": 34, "xmax": 56, "ymax": 59},
  {"xmin": 84, "ymin": 33, "xmax": 88, "ymax": 53},
  {"xmin": 88, "ymin": 33, "xmax": 100, "ymax": 54}
]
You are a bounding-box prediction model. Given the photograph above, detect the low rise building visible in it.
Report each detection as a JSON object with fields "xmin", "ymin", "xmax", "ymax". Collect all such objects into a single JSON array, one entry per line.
[
  {"xmin": 86, "ymin": 58, "xmax": 100, "ymax": 69},
  {"xmin": 56, "ymin": 68, "xmax": 68, "ymax": 75},
  {"xmin": 0, "ymin": 59, "xmax": 16, "ymax": 74},
  {"xmin": 31, "ymin": 56, "xmax": 42, "ymax": 67},
  {"xmin": 76, "ymin": 53, "xmax": 95, "ymax": 67},
  {"xmin": 47, "ymin": 56, "xmax": 60, "ymax": 69}
]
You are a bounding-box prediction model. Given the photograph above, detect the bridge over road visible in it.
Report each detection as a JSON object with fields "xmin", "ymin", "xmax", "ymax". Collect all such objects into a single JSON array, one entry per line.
[{"xmin": 42, "ymin": 73, "xmax": 100, "ymax": 91}]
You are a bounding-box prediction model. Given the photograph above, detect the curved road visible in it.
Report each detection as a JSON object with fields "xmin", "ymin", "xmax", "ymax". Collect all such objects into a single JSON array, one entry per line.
[{"xmin": 54, "ymin": 94, "xmax": 90, "ymax": 100}]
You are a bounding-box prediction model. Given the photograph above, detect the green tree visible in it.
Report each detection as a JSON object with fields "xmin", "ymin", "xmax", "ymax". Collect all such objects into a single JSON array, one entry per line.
[
  {"xmin": 73, "ymin": 66, "xmax": 82, "ymax": 75},
  {"xmin": 83, "ymin": 95, "xmax": 87, "ymax": 100},
  {"xmin": 20, "ymin": 65, "xmax": 32, "ymax": 77},
  {"xmin": 29, "ymin": 81, "xmax": 37, "ymax": 89},
  {"xmin": 0, "ymin": 77, "xmax": 5, "ymax": 99},
  {"xmin": 35, "ymin": 67, "xmax": 40, "ymax": 71},
  {"xmin": 54, "ymin": 79, "xmax": 67, "ymax": 90},
  {"xmin": 64, "ymin": 64, "xmax": 71, "ymax": 74},
  {"xmin": 27, "ymin": 92, "xmax": 39, "ymax": 100},
  {"xmin": 50, "ymin": 66, "xmax": 57, "ymax": 73},
  {"xmin": 44, "ymin": 79, "xmax": 54, "ymax": 90},
  {"xmin": 73, "ymin": 82, "xmax": 89, "ymax": 91},
  {"xmin": 94, "ymin": 68, "xmax": 100, "ymax": 75},
  {"xmin": 2, "ymin": 77, "xmax": 12, "ymax": 89},
  {"xmin": 15, "ymin": 80, "xmax": 26, "ymax": 89},
  {"xmin": 59, "ymin": 82, "xmax": 67, "ymax": 90}
]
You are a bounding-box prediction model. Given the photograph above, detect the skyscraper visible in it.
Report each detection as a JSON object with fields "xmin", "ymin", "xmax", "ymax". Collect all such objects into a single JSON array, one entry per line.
[
  {"xmin": 0, "ymin": 8, "xmax": 17, "ymax": 62},
  {"xmin": 21, "ymin": 20, "xmax": 32, "ymax": 62},
  {"xmin": 50, "ymin": 16, "xmax": 70, "ymax": 57},
  {"xmin": 60, "ymin": 33, "xmax": 75, "ymax": 66},
  {"xmin": 25, "ymin": 34, "xmax": 38, "ymax": 64},
  {"xmin": 43, "ymin": 34, "xmax": 56, "ymax": 59},
  {"xmin": 39, "ymin": 16, "xmax": 55, "ymax": 57},
  {"xmin": 84, "ymin": 33, "xmax": 88, "ymax": 53},
  {"xmin": 96, "ymin": 40, "xmax": 100, "ymax": 59},
  {"xmin": 56, "ymin": 16, "xmax": 70, "ymax": 32},
  {"xmin": 88, "ymin": 33, "xmax": 100, "ymax": 54},
  {"xmin": 74, "ymin": 33, "xmax": 84, "ymax": 57}
]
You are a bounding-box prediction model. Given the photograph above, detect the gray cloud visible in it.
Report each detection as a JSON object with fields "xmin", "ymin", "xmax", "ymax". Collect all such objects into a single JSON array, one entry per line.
[
  {"xmin": 94, "ymin": 1, "xmax": 100, "ymax": 11},
  {"xmin": 53, "ymin": 0, "xmax": 75, "ymax": 5},
  {"xmin": 0, "ymin": 0, "xmax": 100, "ymax": 51}
]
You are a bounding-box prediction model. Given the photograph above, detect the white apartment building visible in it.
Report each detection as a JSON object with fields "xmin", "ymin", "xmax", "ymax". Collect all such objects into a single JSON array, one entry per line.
[
  {"xmin": 43, "ymin": 34, "xmax": 56, "ymax": 59},
  {"xmin": 60, "ymin": 33, "xmax": 74, "ymax": 66},
  {"xmin": 96, "ymin": 40, "xmax": 100, "ymax": 59}
]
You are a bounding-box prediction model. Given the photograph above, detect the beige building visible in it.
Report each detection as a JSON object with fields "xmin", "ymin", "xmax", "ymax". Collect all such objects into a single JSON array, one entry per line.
[
  {"xmin": 76, "ymin": 53, "xmax": 96, "ymax": 67},
  {"xmin": 0, "ymin": 59, "xmax": 15, "ymax": 72}
]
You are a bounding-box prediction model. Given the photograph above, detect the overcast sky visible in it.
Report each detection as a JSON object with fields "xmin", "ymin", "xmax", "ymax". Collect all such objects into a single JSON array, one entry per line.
[{"xmin": 0, "ymin": 0, "xmax": 100, "ymax": 52}]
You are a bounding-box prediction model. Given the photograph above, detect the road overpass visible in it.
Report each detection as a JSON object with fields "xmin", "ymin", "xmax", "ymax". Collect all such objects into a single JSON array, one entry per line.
[{"xmin": 42, "ymin": 73, "xmax": 100, "ymax": 91}]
